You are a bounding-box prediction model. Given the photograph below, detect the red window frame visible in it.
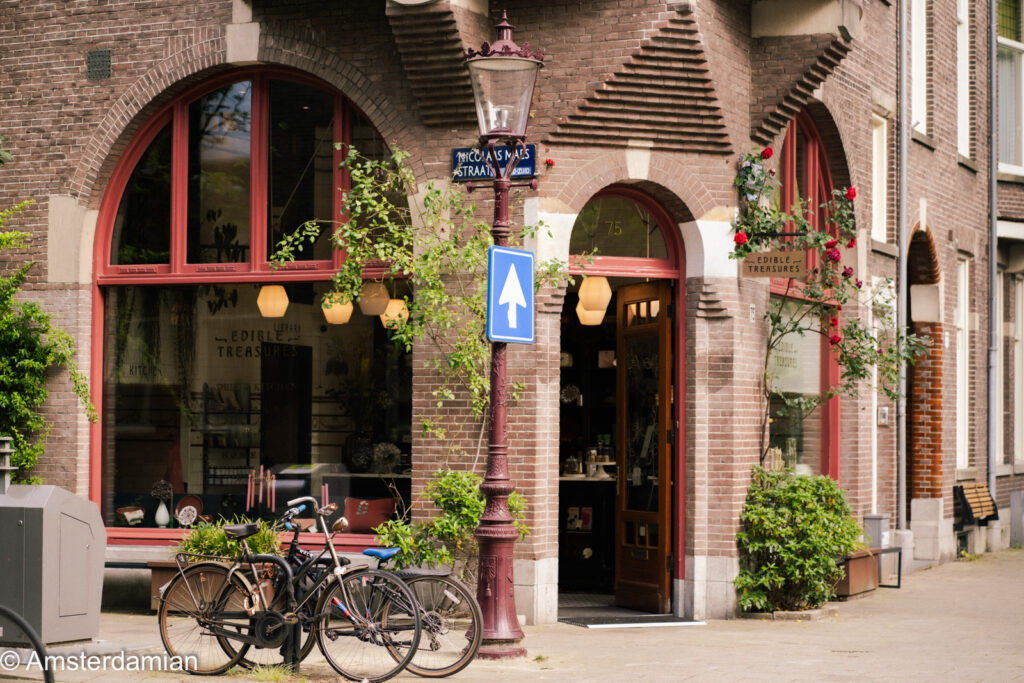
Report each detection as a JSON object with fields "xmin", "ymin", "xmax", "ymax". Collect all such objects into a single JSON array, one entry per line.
[
  {"xmin": 771, "ymin": 110, "xmax": 841, "ymax": 480},
  {"xmin": 90, "ymin": 67, "xmax": 394, "ymax": 545}
]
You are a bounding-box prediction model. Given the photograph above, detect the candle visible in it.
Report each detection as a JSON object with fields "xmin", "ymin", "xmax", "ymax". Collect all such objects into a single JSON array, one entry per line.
[
  {"xmin": 246, "ymin": 472, "xmax": 252, "ymax": 511},
  {"xmin": 271, "ymin": 475, "xmax": 276, "ymax": 512},
  {"xmin": 258, "ymin": 467, "xmax": 263, "ymax": 505}
]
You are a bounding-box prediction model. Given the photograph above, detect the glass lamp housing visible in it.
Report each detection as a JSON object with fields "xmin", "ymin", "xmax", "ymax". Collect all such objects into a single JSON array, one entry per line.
[{"xmin": 467, "ymin": 57, "xmax": 540, "ymax": 137}]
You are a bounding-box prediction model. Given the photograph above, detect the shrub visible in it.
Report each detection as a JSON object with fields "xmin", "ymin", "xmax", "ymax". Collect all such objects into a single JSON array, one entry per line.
[
  {"xmin": 734, "ymin": 466, "xmax": 861, "ymax": 612},
  {"xmin": 372, "ymin": 468, "xmax": 529, "ymax": 582},
  {"xmin": 177, "ymin": 517, "xmax": 281, "ymax": 558}
]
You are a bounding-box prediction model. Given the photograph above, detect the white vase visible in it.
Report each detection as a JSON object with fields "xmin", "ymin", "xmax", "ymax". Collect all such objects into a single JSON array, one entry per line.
[{"xmin": 155, "ymin": 500, "xmax": 171, "ymax": 528}]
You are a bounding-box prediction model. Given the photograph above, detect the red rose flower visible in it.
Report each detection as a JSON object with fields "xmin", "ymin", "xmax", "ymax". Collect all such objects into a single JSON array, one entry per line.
[
  {"xmin": 829, "ymin": 334, "xmax": 842, "ymax": 346},
  {"xmin": 847, "ymin": 238, "xmax": 856, "ymax": 248},
  {"xmin": 826, "ymin": 248, "xmax": 841, "ymax": 262},
  {"xmin": 846, "ymin": 187, "xmax": 856, "ymax": 201},
  {"xmin": 546, "ymin": 158, "xmax": 555, "ymax": 166},
  {"xmin": 842, "ymin": 266, "xmax": 854, "ymax": 278},
  {"xmin": 830, "ymin": 317, "xmax": 839, "ymax": 328},
  {"xmin": 826, "ymin": 239, "xmax": 838, "ymax": 249},
  {"xmin": 761, "ymin": 147, "xmax": 773, "ymax": 159},
  {"xmin": 734, "ymin": 232, "xmax": 748, "ymax": 245},
  {"xmin": 855, "ymin": 278, "xmax": 863, "ymax": 289}
]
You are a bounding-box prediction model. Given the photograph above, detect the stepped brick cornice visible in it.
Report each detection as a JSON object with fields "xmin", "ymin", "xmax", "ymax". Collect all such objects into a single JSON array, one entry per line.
[
  {"xmin": 385, "ymin": 1, "xmax": 479, "ymax": 128},
  {"xmin": 546, "ymin": 6, "xmax": 730, "ymax": 154},
  {"xmin": 750, "ymin": 32, "xmax": 853, "ymax": 146}
]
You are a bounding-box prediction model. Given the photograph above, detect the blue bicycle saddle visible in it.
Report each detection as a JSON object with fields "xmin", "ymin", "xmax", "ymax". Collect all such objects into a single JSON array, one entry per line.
[{"xmin": 363, "ymin": 547, "xmax": 401, "ymax": 560}]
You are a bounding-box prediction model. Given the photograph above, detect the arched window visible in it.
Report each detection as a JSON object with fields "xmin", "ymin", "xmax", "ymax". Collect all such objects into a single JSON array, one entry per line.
[
  {"xmin": 768, "ymin": 110, "xmax": 841, "ymax": 478},
  {"xmin": 96, "ymin": 68, "xmax": 411, "ymax": 529}
]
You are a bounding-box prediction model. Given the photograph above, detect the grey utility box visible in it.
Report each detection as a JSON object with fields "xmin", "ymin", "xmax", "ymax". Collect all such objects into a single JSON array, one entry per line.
[{"xmin": 0, "ymin": 485, "xmax": 106, "ymax": 646}]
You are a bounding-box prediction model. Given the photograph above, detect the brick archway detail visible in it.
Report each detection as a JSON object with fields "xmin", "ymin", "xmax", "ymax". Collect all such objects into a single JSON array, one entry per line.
[
  {"xmin": 907, "ymin": 224, "xmax": 943, "ymax": 501},
  {"xmin": 72, "ymin": 29, "xmax": 422, "ymax": 210}
]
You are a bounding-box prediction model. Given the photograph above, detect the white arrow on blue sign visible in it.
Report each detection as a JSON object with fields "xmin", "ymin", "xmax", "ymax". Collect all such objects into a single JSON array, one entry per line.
[{"xmin": 486, "ymin": 246, "xmax": 535, "ymax": 344}]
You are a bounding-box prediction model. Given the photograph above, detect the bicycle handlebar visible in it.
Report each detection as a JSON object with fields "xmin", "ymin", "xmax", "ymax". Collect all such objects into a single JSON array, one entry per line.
[{"xmin": 286, "ymin": 496, "xmax": 336, "ymax": 518}]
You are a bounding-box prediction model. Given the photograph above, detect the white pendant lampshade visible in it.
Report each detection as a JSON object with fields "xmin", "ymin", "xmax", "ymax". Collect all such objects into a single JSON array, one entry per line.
[
  {"xmin": 380, "ymin": 298, "xmax": 409, "ymax": 329},
  {"xmin": 358, "ymin": 282, "xmax": 390, "ymax": 316},
  {"xmin": 578, "ymin": 276, "xmax": 612, "ymax": 313},
  {"xmin": 257, "ymin": 285, "xmax": 289, "ymax": 318},
  {"xmin": 322, "ymin": 295, "xmax": 354, "ymax": 325},
  {"xmin": 576, "ymin": 301, "xmax": 605, "ymax": 326}
]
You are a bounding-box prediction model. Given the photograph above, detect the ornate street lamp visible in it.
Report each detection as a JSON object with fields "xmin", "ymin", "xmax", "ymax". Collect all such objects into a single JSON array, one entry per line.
[{"xmin": 465, "ymin": 11, "xmax": 543, "ymax": 659}]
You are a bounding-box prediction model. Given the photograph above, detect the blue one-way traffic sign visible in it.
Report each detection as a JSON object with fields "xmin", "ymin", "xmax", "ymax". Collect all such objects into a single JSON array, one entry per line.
[{"xmin": 487, "ymin": 246, "xmax": 535, "ymax": 344}]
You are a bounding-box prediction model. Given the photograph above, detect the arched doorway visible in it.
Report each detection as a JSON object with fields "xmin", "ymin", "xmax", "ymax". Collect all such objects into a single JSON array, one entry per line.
[
  {"xmin": 557, "ymin": 185, "xmax": 684, "ymax": 614},
  {"xmin": 91, "ymin": 67, "xmax": 413, "ymax": 537},
  {"xmin": 906, "ymin": 226, "xmax": 943, "ymax": 508}
]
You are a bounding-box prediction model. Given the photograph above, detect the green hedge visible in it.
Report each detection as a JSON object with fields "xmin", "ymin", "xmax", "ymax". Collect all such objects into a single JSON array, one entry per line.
[{"xmin": 735, "ymin": 466, "xmax": 861, "ymax": 612}]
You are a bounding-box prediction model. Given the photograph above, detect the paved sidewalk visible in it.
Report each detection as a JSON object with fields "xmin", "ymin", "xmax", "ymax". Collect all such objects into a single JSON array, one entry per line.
[{"xmin": 4, "ymin": 549, "xmax": 1023, "ymax": 682}]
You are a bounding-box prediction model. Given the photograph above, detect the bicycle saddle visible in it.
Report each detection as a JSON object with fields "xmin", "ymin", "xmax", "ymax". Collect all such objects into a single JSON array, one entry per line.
[
  {"xmin": 222, "ymin": 522, "xmax": 260, "ymax": 539},
  {"xmin": 363, "ymin": 547, "xmax": 400, "ymax": 561}
]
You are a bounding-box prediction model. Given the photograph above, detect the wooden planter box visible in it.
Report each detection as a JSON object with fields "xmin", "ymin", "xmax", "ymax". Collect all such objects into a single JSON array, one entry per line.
[{"xmin": 834, "ymin": 549, "xmax": 879, "ymax": 598}]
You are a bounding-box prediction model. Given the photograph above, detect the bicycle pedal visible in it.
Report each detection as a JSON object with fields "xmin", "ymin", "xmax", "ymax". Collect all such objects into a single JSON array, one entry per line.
[{"xmin": 282, "ymin": 612, "xmax": 300, "ymax": 624}]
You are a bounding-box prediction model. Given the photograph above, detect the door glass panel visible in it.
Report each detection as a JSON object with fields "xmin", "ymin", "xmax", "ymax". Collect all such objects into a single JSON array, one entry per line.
[
  {"xmin": 187, "ymin": 81, "xmax": 252, "ymax": 263},
  {"xmin": 624, "ymin": 333, "xmax": 659, "ymax": 511},
  {"xmin": 267, "ymin": 80, "xmax": 334, "ymax": 261}
]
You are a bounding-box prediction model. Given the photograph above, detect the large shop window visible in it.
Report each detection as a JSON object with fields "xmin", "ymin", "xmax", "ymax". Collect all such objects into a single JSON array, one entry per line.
[
  {"xmin": 770, "ymin": 110, "xmax": 841, "ymax": 478},
  {"xmin": 98, "ymin": 69, "xmax": 411, "ymax": 527}
]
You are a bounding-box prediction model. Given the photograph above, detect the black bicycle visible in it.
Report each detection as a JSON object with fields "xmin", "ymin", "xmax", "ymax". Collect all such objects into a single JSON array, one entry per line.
[{"xmin": 157, "ymin": 496, "xmax": 422, "ymax": 681}]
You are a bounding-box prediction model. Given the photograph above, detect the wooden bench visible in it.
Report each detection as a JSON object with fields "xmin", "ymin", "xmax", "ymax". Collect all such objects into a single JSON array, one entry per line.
[{"xmin": 953, "ymin": 482, "xmax": 999, "ymax": 529}]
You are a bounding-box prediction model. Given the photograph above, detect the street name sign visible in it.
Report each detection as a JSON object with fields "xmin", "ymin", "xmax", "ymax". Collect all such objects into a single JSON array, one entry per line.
[
  {"xmin": 451, "ymin": 145, "xmax": 536, "ymax": 182},
  {"xmin": 487, "ymin": 246, "xmax": 535, "ymax": 344},
  {"xmin": 741, "ymin": 250, "xmax": 808, "ymax": 279}
]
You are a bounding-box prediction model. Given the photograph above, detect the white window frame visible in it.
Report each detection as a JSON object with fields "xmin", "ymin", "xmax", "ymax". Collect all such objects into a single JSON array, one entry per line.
[
  {"xmin": 912, "ymin": 0, "xmax": 928, "ymax": 133},
  {"xmin": 999, "ymin": 1, "xmax": 1024, "ymax": 173},
  {"xmin": 1015, "ymin": 275, "xmax": 1024, "ymax": 465},
  {"xmin": 997, "ymin": 269, "xmax": 1006, "ymax": 467},
  {"xmin": 957, "ymin": 0, "xmax": 971, "ymax": 156},
  {"xmin": 871, "ymin": 115, "xmax": 888, "ymax": 243},
  {"xmin": 956, "ymin": 257, "xmax": 971, "ymax": 470}
]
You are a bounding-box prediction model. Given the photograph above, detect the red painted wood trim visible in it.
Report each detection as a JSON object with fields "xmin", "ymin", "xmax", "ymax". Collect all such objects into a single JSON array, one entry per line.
[
  {"xmin": 106, "ymin": 526, "xmax": 382, "ymax": 552},
  {"xmin": 250, "ymin": 73, "xmax": 269, "ymax": 273}
]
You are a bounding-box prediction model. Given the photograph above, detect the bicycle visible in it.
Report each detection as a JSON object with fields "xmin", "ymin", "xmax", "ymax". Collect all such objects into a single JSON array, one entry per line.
[
  {"xmin": 157, "ymin": 495, "xmax": 422, "ymax": 681},
  {"xmin": 364, "ymin": 547, "xmax": 483, "ymax": 678}
]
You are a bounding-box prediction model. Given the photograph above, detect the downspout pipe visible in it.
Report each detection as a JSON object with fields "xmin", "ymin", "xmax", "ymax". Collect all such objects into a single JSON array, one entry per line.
[
  {"xmin": 896, "ymin": 0, "xmax": 909, "ymax": 531},
  {"xmin": 988, "ymin": 0, "xmax": 999, "ymax": 495}
]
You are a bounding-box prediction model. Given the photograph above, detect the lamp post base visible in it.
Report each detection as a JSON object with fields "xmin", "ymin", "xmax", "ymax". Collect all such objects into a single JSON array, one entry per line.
[{"xmin": 477, "ymin": 641, "xmax": 528, "ymax": 660}]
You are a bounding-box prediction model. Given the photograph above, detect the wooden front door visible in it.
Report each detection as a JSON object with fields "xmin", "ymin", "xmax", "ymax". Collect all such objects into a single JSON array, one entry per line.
[{"xmin": 614, "ymin": 282, "xmax": 673, "ymax": 613}]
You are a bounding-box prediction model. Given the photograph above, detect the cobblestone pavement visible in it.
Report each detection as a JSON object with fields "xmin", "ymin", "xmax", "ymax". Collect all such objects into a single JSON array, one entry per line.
[{"xmin": 4, "ymin": 548, "xmax": 1022, "ymax": 682}]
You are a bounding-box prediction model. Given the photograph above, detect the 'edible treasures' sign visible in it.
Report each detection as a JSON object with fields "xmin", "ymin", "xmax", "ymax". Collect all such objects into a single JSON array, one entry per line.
[
  {"xmin": 451, "ymin": 145, "xmax": 536, "ymax": 182},
  {"xmin": 741, "ymin": 250, "xmax": 808, "ymax": 279}
]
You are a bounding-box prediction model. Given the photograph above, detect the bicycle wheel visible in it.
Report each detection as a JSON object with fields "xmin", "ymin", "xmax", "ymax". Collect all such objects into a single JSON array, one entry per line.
[
  {"xmin": 158, "ymin": 564, "xmax": 247, "ymax": 675},
  {"xmin": 399, "ymin": 574, "xmax": 482, "ymax": 678},
  {"xmin": 219, "ymin": 561, "xmax": 323, "ymax": 668},
  {"xmin": 315, "ymin": 568, "xmax": 421, "ymax": 682}
]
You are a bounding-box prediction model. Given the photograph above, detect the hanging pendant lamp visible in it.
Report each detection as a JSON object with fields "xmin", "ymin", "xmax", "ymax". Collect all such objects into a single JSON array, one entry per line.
[
  {"xmin": 380, "ymin": 298, "xmax": 409, "ymax": 329},
  {"xmin": 322, "ymin": 294, "xmax": 354, "ymax": 324},
  {"xmin": 257, "ymin": 285, "xmax": 289, "ymax": 318},
  {"xmin": 578, "ymin": 276, "xmax": 612, "ymax": 312},
  {"xmin": 576, "ymin": 300, "xmax": 605, "ymax": 326},
  {"xmin": 358, "ymin": 282, "xmax": 390, "ymax": 316}
]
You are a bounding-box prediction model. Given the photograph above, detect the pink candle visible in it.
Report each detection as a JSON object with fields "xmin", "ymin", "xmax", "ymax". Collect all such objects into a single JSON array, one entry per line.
[
  {"xmin": 258, "ymin": 469, "xmax": 263, "ymax": 505},
  {"xmin": 271, "ymin": 475, "xmax": 276, "ymax": 511}
]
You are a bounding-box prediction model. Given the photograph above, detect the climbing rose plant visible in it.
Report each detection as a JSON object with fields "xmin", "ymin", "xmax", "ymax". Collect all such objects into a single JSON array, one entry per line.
[{"xmin": 730, "ymin": 148, "xmax": 927, "ymax": 464}]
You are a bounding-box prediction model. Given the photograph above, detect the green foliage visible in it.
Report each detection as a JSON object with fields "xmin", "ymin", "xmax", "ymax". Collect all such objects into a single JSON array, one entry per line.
[
  {"xmin": 730, "ymin": 149, "xmax": 928, "ymax": 463},
  {"xmin": 271, "ymin": 146, "xmax": 566, "ymax": 442},
  {"xmin": 734, "ymin": 466, "xmax": 862, "ymax": 612},
  {"xmin": 177, "ymin": 517, "xmax": 282, "ymax": 558},
  {"xmin": 0, "ymin": 197, "xmax": 96, "ymax": 482},
  {"xmin": 372, "ymin": 469, "xmax": 529, "ymax": 581}
]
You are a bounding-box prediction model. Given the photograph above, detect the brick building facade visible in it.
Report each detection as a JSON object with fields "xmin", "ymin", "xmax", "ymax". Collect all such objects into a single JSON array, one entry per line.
[{"xmin": 1, "ymin": 0, "xmax": 1021, "ymax": 623}]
